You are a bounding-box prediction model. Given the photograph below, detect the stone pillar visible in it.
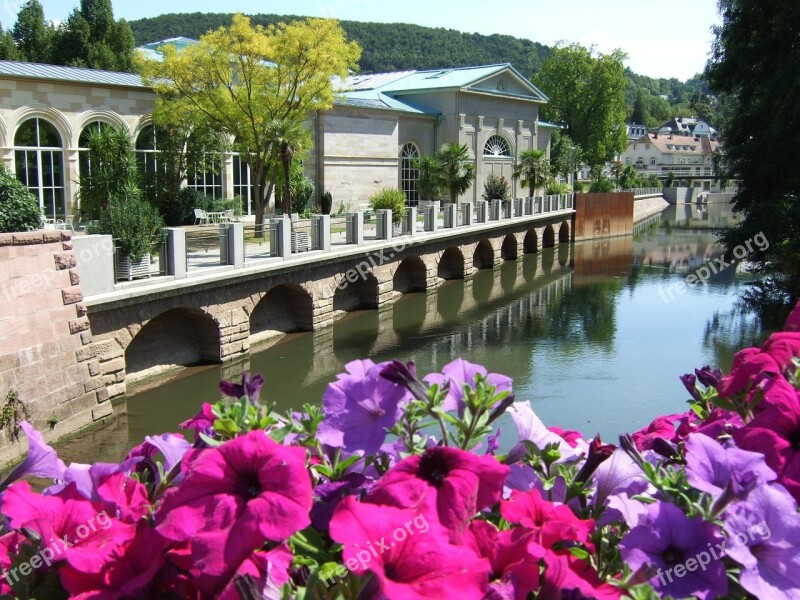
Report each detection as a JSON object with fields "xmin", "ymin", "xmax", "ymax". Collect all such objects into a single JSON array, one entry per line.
[
  {"xmin": 404, "ymin": 207, "xmax": 417, "ymax": 236},
  {"xmin": 272, "ymin": 216, "xmax": 291, "ymax": 258},
  {"xmin": 490, "ymin": 200, "xmax": 502, "ymax": 220},
  {"xmin": 377, "ymin": 209, "xmax": 393, "ymax": 240},
  {"xmin": 166, "ymin": 228, "xmax": 187, "ymax": 279},
  {"xmin": 524, "ymin": 197, "xmax": 533, "ymax": 215},
  {"xmin": 346, "ymin": 212, "xmax": 364, "ymax": 246},
  {"xmin": 443, "ymin": 203, "xmax": 457, "ymax": 228},
  {"xmin": 424, "ymin": 205, "xmax": 438, "ymax": 232},
  {"xmin": 227, "ymin": 223, "xmax": 244, "ymax": 269},
  {"xmin": 513, "ymin": 198, "xmax": 523, "ymax": 217},
  {"xmin": 461, "ymin": 203, "xmax": 472, "ymax": 226},
  {"xmin": 312, "ymin": 214, "xmax": 331, "ymax": 251},
  {"xmin": 73, "ymin": 234, "xmax": 115, "ymax": 296}
]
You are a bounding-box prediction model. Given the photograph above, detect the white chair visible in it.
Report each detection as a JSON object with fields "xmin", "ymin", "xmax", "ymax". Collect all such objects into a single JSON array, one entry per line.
[
  {"xmin": 58, "ymin": 215, "xmax": 75, "ymax": 232},
  {"xmin": 220, "ymin": 209, "xmax": 234, "ymax": 224},
  {"xmin": 194, "ymin": 208, "xmax": 209, "ymax": 225}
]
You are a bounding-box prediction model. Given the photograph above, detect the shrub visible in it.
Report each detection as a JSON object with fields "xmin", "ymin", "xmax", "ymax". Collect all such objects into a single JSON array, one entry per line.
[
  {"xmin": 589, "ymin": 175, "xmax": 615, "ymax": 193},
  {"xmin": 545, "ymin": 181, "xmax": 572, "ymax": 195},
  {"xmin": 89, "ymin": 193, "xmax": 165, "ymax": 262},
  {"xmin": 368, "ymin": 188, "xmax": 407, "ymax": 223},
  {"xmin": 0, "ymin": 165, "xmax": 41, "ymax": 232},
  {"xmin": 291, "ymin": 173, "xmax": 314, "ymax": 214},
  {"xmin": 481, "ymin": 173, "xmax": 510, "ymax": 201},
  {"xmin": 320, "ymin": 191, "xmax": 333, "ymax": 215},
  {"xmin": 162, "ymin": 187, "xmax": 207, "ymax": 226}
]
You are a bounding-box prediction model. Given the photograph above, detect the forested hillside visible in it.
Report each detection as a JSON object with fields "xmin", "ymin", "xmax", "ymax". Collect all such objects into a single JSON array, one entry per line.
[{"xmin": 129, "ymin": 12, "xmax": 715, "ymax": 127}]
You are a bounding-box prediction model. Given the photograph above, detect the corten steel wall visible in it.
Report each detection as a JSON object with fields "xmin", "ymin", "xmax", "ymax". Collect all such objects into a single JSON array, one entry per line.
[
  {"xmin": 0, "ymin": 230, "xmax": 111, "ymax": 465},
  {"xmin": 573, "ymin": 193, "xmax": 634, "ymax": 241},
  {"xmin": 572, "ymin": 236, "xmax": 634, "ymax": 282}
]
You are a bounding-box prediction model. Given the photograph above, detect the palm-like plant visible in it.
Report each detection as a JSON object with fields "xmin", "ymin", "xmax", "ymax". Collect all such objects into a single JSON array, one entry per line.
[
  {"xmin": 265, "ymin": 118, "xmax": 309, "ymax": 214},
  {"xmin": 512, "ymin": 149, "xmax": 551, "ymax": 197},
  {"xmin": 434, "ymin": 143, "xmax": 475, "ymax": 204}
]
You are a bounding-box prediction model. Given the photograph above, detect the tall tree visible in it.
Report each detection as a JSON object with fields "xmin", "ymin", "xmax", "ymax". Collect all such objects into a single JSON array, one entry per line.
[
  {"xmin": 631, "ymin": 90, "xmax": 650, "ymax": 125},
  {"xmin": 51, "ymin": 0, "xmax": 135, "ymax": 71},
  {"xmin": 549, "ymin": 131, "xmax": 583, "ymax": 189},
  {"xmin": 266, "ymin": 117, "xmax": 310, "ymax": 214},
  {"xmin": 706, "ymin": 0, "xmax": 800, "ymax": 300},
  {"xmin": 0, "ymin": 23, "xmax": 18, "ymax": 60},
  {"xmin": 512, "ymin": 149, "xmax": 550, "ymax": 198},
  {"xmin": 434, "ymin": 143, "xmax": 475, "ymax": 204},
  {"xmin": 533, "ymin": 43, "xmax": 628, "ymax": 171},
  {"xmin": 139, "ymin": 14, "xmax": 360, "ymax": 228},
  {"xmin": 12, "ymin": 0, "xmax": 51, "ymax": 63}
]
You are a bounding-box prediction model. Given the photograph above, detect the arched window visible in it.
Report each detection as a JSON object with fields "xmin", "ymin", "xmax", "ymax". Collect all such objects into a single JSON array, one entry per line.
[
  {"xmin": 232, "ymin": 140, "xmax": 253, "ymax": 216},
  {"xmin": 483, "ymin": 135, "xmax": 511, "ymax": 157},
  {"xmin": 400, "ymin": 142, "xmax": 419, "ymax": 205},
  {"xmin": 14, "ymin": 118, "xmax": 65, "ymax": 220},
  {"xmin": 186, "ymin": 133, "xmax": 222, "ymax": 200},
  {"xmin": 78, "ymin": 120, "xmax": 109, "ymax": 183},
  {"xmin": 135, "ymin": 125, "xmax": 165, "ymax": 203}
]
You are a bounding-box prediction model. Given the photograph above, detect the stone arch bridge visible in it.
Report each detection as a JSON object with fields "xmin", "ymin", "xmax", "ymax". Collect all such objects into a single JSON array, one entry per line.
[{"xmin": 84, "ymin": 214, "xmax": 573, "ymax": 401}]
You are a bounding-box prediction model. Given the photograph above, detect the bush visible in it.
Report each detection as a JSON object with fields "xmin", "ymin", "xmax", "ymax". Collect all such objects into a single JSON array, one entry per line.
[
  {"xmin": 89, "ymin": 193, "xmax": 165, "ymax": 262},
  {"xmin": 320, "ymin": 191, "xmax": 333, "ymax": 215},
  {"xmin": 0, "ymin": 165, "xmax": 41, "ymax": 232},
  {"xmin": 368, "ymin": 188, "xmax": 407, "ymax": 223},
  {"xmin": 545, "ymin": 181, "xmax": 572, "ymax": 195},
  {"xmin": 481, "ymin": 173, "xmax": 510, "ymax": 201},
  {"xmin": 291, "ymin": 173, "xmax": 314, "ymax": 214},
  {"xmin": 161, "ymin": 188, "xmax": 208, "ymax": 226},
  {"xmin": 589, "ymin": 175, "xmax": 615, "ymax": 193}
]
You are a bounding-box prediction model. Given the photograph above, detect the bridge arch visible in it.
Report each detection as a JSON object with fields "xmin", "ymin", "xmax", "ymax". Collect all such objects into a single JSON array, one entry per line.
[
  {"xmin": 333, "ymin": 272, "xmax": 379, "ymax": 312},
  {"xmin": 393, "ymin": 256, "xmax": 428, "ymax": 293},
  {"xmin": 523, "ymin": 229, "xmax": 538, "ymax": 254},
  {"xmin": 559, "ymin": 221, "xmax": 571, "ymax": 243},
  {"xmin": 542, "ymin": 225, "xmax": 556, "ymax": 248},
  {"xmin": 473, "ymin": 240, "xmax": 495, "ymax": 270},
  {"xmin": 501, "ymin": 234, "xmax": 518, "ymax": 261},
  {"xmin": 438, "ymin": 247, "xmax": 465, "ymax": 280},
  {"xmin": 250, "ymin": 284, "xmax": 314, "ymax": 341},
  {"xmin": 125, "ymin": 307, "xmax": 221, "ymax": 380}
]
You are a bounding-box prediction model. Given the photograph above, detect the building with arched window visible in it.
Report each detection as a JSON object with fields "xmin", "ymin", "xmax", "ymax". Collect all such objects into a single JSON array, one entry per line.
[{"xmin": 0, "ymin": 55, "xmax": 556, "ymax": 217}]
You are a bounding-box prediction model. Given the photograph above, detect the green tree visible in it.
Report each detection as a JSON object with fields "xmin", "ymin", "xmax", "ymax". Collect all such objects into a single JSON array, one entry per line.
[
  {"xmin": 139, "ymin": 14, "xmax": 361, "ymax": 229},
  {"xmin": 534, "ymin": 43, "xmax": 628, "ymax": 170},
  {"xmin": 266, "ymin": 117, "xmax": 310, "ymax": 215},
  {"xmin": 0, "ymin": 23, "xmax": 18, "ymax": 60},
  {"xmin": 51, "ymin": 0, "xmax": 135, "ymax": 70},
  {"xmin": 631, "ymin": 90, "xmax": 650, "ymax": 125},
  {"xmin": 412, "ymin": 155, "xmax": 442, "ymax": 201},
  {"xmin": 512, "ymin": 149, "xmax": 550, "ymax": 197},
  {"xmin": 434, "ymin": 143, "xmax": 475, "ymax": 204},
  {"xmin": 707, "ymin": 0, "xmax": 800, "ymax": 300},
  {"xmin": 549, "ymin": 131, "xmax": 583, "ymax": 189},
  {"xmin": 12, "ymin": 0, "xmax": 51, "ymax": 63}
]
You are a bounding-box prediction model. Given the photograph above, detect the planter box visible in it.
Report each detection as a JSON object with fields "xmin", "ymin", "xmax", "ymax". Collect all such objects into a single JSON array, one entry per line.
[
  {"xmin": 116, "ymin": 252, "xmax": 150, "ymax": 281},
  {"xmin": 291, "ymin": 231, "xmax": 310, "ymax": 253}
]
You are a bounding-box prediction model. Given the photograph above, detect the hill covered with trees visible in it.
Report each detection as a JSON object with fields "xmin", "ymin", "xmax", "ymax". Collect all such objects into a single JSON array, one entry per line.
[{"xmin": 129, "ymin": 13, "xmax": 717, "ymax": 128}]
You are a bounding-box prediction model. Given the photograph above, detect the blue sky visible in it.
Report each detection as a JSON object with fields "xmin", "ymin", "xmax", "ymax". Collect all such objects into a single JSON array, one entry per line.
[{"xmin": 13, "ymin": 0, "xmax": 720, "ymax": 80}]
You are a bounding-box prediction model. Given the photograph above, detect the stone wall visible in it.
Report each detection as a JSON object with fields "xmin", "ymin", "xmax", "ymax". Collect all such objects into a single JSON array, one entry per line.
[
  {"xmin": 633, "ymin": 196, "xmax": 671, "ymax": 223},
  {"xmin": 0, "ymin": 230, "xmax": 112, "ymax": 465}
]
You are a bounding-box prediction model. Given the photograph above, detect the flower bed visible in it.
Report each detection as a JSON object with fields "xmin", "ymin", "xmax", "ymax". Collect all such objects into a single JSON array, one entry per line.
[{"xmin": 0, "ymin": 301, "xmax": 799, "ymax": 599}]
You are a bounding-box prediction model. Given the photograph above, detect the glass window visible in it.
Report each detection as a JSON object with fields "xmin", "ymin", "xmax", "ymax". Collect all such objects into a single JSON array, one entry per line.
[
  {"xmin": 14, "ymin": 118, "xmax": 65, "ymax": 220},
  {"xmin": 650, "ymin": 157, "xmax": 656, "ymax": 166},
  {"xmin": 135, "ymin": 125, "xmax": 166, "ymax": 203},
  {"xmin": 186, "ymin": 134, "xmax": 222, "ymax": 200},
  {"xmin": 483, "ymin": 135, "xmax": 511, "ymax": 157},
  {"xmin": 232, "ymin": 151, "xmax": 253, "ymax": 215},
  {"xmin": 400, "ymin": 142, "xmax": 419, "ymax": 205}
]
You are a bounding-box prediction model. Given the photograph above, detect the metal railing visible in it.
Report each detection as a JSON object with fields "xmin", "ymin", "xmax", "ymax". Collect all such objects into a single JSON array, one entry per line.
[
  {"xmin": 291, "ymin": 219, "xmax": 315, "ymax": 253},
  {"xmin": 243, "ymin": 224, "xmax": 272, "ymax": 262},
  {"xmin": 112, "ymin": 235, "xmax": 167, "ymax": 283},
  {"xmin": 186, "ymin": 229, "xmax": 228, "ymax": 271}
]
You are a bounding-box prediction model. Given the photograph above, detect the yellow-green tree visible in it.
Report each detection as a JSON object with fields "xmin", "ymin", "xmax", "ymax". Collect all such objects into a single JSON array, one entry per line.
[{"xmin": 138, "ymin": 14, "xmax": 361, "ymax": 227}]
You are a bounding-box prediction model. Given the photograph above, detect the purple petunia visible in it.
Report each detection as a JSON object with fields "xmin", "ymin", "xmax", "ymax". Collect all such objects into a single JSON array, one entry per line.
[
  {"xmin": 684, "ymin": 433, "xmax": 776, "ymax": 497},
  {"xmin": 317, "ymin": 359, "xmax": 411, "ymax": 455},
  {"xmin": 0, "ymin": 421, "xmax": 65, "ymax": 490},
  {"xmin": 219, "ymin": 370, "xmax": 265, "ymax": 403},
  {"xmin": 620, "ymin": 501, "xmax": 728, "ymax": 600},
  {"xmin": 423, "ymin": 358, "xmax": 513, "ymax": 416},
  {"xmin": 724, "ymin": 484, "xmax": 800, "ymax": 599}
]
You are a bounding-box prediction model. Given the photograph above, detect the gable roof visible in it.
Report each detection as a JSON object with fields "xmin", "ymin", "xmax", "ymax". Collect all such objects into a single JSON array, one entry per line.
[
  {"xmin": 0, "ymin": 60, "xmax": 145, "ymax": 89},
  {"xmin": 633, "ymin": 133, "xmax": 720, "ymax": 155},
  {"xmin": 335, "ymin": 90, "xmax": 435, "ymax": 115}
]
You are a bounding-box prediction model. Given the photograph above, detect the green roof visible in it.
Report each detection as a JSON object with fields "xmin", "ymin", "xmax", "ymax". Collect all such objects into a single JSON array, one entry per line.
[{"xmin": 0, "ymin": 60, "xmax": 145, "ymax": 88}]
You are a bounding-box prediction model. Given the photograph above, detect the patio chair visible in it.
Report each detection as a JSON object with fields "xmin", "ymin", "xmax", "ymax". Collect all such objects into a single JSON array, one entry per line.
[
  {"xmin": 59, "ymin": 215, "xmax": 75, "ymax": 232},
  {"xmin": 221, "ymin": 209, "xmax": 234, "ymax": 224},
  {"xmin": 194, "ymin": 208, "xmax": 209, "ymax": 225}
]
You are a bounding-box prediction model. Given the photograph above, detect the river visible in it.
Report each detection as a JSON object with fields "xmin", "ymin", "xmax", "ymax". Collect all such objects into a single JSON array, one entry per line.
[{"xmin": 55, "ymin": 203, "xmax": 772, "ymax": 463}]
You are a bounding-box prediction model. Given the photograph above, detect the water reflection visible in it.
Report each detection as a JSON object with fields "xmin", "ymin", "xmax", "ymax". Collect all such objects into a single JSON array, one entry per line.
[{"xmin": 55, "ymin": 208, "xmax": 775, "ymax": 463}]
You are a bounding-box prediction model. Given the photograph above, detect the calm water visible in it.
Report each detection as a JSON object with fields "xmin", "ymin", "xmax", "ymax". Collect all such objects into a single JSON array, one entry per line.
[{"xmin": 56, "ymin": 204, "xmax": 771, "ymax": 463}]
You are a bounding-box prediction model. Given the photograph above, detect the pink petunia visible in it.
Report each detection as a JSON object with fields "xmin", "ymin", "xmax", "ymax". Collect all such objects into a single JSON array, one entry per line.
[
  {"xmin": 733, "ymin": 384, "xmax": 800, "ymax": 501},
  {"xmin": 59, "ymin": 524, "xmax": 165, "ymax": 600},
  {"xmin": 761, "ymin": 331, "xmax": 800, "ymax": 372},
  {"xmin": 329, "ymin": 496, "xmax": 491, "ymax": 600},
  {"xmin": 630, "ymin": 413, "xmax": 682, "ymax": 451},
  {"xmin": 716, "ymin": 347, "xmax": 781, "ymax": 397},
  {"xmin": 367, "ymin": 446, "xmax": 509, "ymax": 539},
  {"xmin": 155, "ymin": 430, "xmax": 312, "ymax": 594},
  {"xmin": 218, "ymin": 545, "xmax": 293, "ymax": 600},
  {"xmin": 785, "ymin": 301, "xmax": 800, "ymax": 332},
  {"xmin": 548, "ymin": 426, "xmax": 584, "ymax": 448},
  {"xmin": 500, "ymin": 489, "xmax": 594, "ymax": 549}
]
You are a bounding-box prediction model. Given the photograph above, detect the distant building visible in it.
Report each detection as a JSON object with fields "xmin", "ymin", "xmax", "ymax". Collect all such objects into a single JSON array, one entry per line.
[
  {"xmin": 657, "ymin": 117, "xmax": 717, "ymax": 139},
  {"xmin": 626, "ymin": 123, "xmax": 648, "ymax": 141},
  {"xmin": 619, "ymin": 132, "xmax": 722, "ymax": 191}
]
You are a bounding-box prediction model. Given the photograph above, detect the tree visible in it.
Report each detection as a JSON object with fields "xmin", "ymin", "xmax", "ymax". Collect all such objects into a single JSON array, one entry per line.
[
  {"xmin": 533, "ymin": 43, "xmax": 628, "ymax": 170},
  {"xmin": 0, "ymin": 23, "xmax": 18, "ymax": 60},
  {"xmin": 549, "ymin": 131, "xmax": 583, "ymax": 189},
  {"xmin": 707, "ymin": 0, "xmax": 800, "ymax": 300},
  {"xmin": 139, "ymin": 14, "xmax": 361, "ymax": 229},
  {"xmin": 412, "ymin": 155, "xmax": 442, "ymax": 201},
  {"xmin": 512, "ymin": 149, "xmax": 550, "ymax": 198},
  {"xmin": 266, "ymin": 117, "xmax": 310, "ymax": 215},
  {"xmin": 51, "ymin": 0, "xmax": 135, "ymax": 71},
  {"xmin": 434, "ymin": 143, "xmax": 475, "ymax": 204},
  {"xmin": 12, "ymin": 1, "xmax": 51, "ymax": 63},
  {"xmin": 631, "ymin": 90, "xmax": 650, "ymax": 125}
]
